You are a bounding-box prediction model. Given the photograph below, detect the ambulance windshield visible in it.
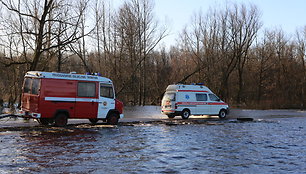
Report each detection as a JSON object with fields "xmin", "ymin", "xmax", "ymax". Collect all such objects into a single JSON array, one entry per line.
[{"xmin": 163, "ymin": 92, "xmax": 176, "ymax": 101}]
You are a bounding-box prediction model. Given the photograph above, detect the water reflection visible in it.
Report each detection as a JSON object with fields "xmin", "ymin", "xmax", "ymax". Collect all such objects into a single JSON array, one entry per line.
[
  {"xmin": 1, "ymin": 118, "xmax": 306, "ymax": 173},
  {"xmin": 13, "ymin": 129, "xmax": 98, "ymax": 173}
]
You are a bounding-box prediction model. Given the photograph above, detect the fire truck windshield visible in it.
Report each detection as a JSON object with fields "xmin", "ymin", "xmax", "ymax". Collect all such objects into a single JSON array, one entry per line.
[{"xmin": 23, "ymin": 78, "xmax": 40, "ymax": 95}]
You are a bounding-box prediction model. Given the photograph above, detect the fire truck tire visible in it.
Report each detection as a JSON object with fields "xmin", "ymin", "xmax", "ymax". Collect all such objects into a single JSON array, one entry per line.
[
  {"xmin": 181, "ymin": 109, "xmax": 190, "ymax": 119},
  {"xmin": 107, "ymin": 113, "xmax": 119, "ymax": 125},
  {"xmin": 89, "ymin": 118, "xmax": 98, "ymax": 124},
  {"xmin": 38, "ymin": 118, "xmax": 53, "ymax": 125},
  {"xmin": 54, "ymin": 113, "xmax": 68, "ymax": 127}
]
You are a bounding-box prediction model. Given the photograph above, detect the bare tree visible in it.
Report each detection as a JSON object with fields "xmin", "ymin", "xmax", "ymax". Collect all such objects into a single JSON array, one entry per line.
[
  {"xmin": 227, "ymin": 4, "xmax": 261, "ymax": 103},
  {"xmin": 253, "ymin": 30, "xmax": 279, "ymax": 107},
  {"xmin": 178, "ymin": 3, "xmax": 261, "ymax": 102},
  {"xmin": 0, "ymin": 0, "xmax": 304, "ymax": 109},
  {"xmin": 114, "ymin": 0, "xmax": 167, "ymax": 105},
  {"xmin": 0, "ymin": 0, "xmax": 90, "ymax": 71},
  {"xmin": 68, "ymin": 0, "xmax": 93, "ymax": 73},
  {"xmin": 296, "ymin": 26, "xmax": 306, "ymax": 109}
]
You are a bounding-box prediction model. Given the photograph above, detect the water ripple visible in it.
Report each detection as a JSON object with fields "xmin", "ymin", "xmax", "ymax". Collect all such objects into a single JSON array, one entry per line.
[{"xmin": 1, "ymin": 117, "xmax": 306, "ymax": 173}]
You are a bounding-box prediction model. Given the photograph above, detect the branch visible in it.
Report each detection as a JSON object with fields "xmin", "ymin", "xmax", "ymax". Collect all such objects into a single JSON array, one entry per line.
[
  {"xmin": 176, "ymin": 66, "xmax": 204, "ymax": 84},
  {"xmin": 0, "ymin": 58, "xmax": 31, "ymax": 67},
  {"xmin": 0, "ymin": 0, "xmax": 40, "ymax": 21}
]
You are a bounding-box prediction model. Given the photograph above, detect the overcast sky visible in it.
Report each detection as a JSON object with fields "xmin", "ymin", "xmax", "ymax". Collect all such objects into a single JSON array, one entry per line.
[{"xmin": 113, "ymin": 0, "xmax": 306, "ymax": 48}]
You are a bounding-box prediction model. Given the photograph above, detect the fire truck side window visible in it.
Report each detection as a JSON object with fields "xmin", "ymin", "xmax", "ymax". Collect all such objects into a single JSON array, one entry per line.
[
  {"xmin": 78, "ymin": 82, "xmax": 96, "ymax": 97},
  {"xmin": 100, "ymin": 84, "xmax": 114, "ymax": 99},
  {"xmin": 23, "ymin": 78, "xmax": 32, "ymax": 93}
]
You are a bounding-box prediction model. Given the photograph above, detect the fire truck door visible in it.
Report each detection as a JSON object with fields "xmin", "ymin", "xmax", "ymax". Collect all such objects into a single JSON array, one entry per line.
[{"xmin": 97, "ymin": 83, "xmax": 115, "ymax": 119}]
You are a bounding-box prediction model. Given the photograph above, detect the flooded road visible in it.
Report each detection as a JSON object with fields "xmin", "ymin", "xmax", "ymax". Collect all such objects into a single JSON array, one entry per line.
[{"xmin": 1, "ymin": 106, "xmax": 306, "ymax": 173}]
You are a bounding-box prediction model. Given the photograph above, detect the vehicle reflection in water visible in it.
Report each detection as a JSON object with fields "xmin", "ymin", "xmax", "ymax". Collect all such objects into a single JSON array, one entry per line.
[
  {"xmin": 1, "ymin": 116, "xmax": 306, "ymax": 173},
  {"xmin": 4, "ymin": 129, "xmax": 100, "ymax": 173}
]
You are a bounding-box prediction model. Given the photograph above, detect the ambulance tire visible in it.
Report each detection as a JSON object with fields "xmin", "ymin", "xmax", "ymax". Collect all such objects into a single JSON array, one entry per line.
[
  {"xmin": 54, "ymin": 113, "xmax": 68, "ymax": 127},
  {"xmin": 167, "ymin": 114, "xmax": 175, "ymax": 119},
  {"xmin": 107, "ymin": 113, "xmax": 119, "ymax": 125},
  {"xmin": 218, "ymin": 109, "xmax": 227, "ymax": 119},
  {"xmin": 89, "ymin": 118, "xmax": 99, "ymax": 124},
  {"xmin": 181, "ymin": 109, "xmax": 190, "ymax": 119}
]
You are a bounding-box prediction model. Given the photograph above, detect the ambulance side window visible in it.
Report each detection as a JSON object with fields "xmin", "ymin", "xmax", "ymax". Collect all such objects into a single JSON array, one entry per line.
[
  {"xmin": 78, "ymin": 82, "xmax": 96, "ymax": 97},
  {"xmin": 209, "ymin": 94, "xmax": 220, "ymax": 101},
  {"xmin": 196, "ymin": 94, "xmax": 207, "ymax": 101},
  {"xmin": 100, "ymin": 84, "xmax": 114, "ymax": 99}
]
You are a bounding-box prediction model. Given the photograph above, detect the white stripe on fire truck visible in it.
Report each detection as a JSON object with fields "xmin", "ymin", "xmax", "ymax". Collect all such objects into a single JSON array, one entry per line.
[{"xmin": 45, "ymin": 97, "xmax": 97, "ymax": 102}]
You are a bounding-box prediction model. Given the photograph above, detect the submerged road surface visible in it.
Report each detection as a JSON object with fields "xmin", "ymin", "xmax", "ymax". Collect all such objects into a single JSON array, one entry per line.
[
  {"xmin": 0, "ymin": 106, "xmax": 306, "ymax": 127},
  {"xmin": 124, "ymin": 106, "xmax": 306, "ymax": 120}
]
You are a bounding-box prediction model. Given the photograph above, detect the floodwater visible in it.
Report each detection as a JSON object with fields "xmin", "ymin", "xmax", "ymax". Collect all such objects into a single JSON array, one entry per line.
[{"xmin": 1, "ymin": 106, "xmax": 306, "ymax": 173}]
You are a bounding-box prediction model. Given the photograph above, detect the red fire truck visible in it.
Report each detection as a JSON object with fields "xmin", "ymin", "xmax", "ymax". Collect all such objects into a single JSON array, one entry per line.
[{"xmin": 20, "ymin": 71, "xmax": 124, "ymax": 126}]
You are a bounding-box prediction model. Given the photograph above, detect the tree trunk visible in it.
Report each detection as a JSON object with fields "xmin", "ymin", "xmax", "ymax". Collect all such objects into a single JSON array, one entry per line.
[
  {"xmin": 237, "ymin": 69, "xmax": 243, "ymax": 103},
  {"xmin": 29, "ymin": 0, "xmax": 53, "ymax": 71},
  {"xmin": 301, "ymin": 53, "xmax": 306, "ymax": 110}
]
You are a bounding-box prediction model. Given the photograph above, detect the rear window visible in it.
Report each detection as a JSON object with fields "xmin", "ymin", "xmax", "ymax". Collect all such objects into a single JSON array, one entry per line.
[
  {"xmin": 78, "ymin": 82, "xmax": 96, "ymax": 97},
  {"xmin": 23, "ymin": 78, "xmax": 40, "ymax": 95},
  {"xmin": 163, "ymin": 93, "xmax": 176, "ymax": 101}
]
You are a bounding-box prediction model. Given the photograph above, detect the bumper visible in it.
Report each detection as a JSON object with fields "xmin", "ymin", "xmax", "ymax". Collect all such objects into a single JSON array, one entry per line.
[
  {"xmin": 226, "ymin": 107, "xmax": 230, "ymax": 114},
  {"xmin": 19, "ymin": 110, "xmax": 41, "ymax": 118},
  {"xmin": 162, "ymin": 110, "xmax": 182, "ymax": 116},
  {"xmin": 161, "ymin": 110, "xmax": 175, "ymax": 114},
  {"xmin": 120, "ymin": 114, "xmax": 124, "ymax": 119}
]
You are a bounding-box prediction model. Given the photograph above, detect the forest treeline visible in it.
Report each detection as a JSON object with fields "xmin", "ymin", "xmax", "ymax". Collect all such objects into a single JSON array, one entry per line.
[{"xmin": 0, "ymin": 0, "xmax": 305, "ymax": 109}]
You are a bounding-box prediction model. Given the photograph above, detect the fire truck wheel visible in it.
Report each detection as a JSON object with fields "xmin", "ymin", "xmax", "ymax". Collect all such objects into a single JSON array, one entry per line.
[
  {"xmin": 38, "ymin": 118, "xmax": 52, "ymax": 125},
  {"xmin": 54, "ymin": 113, "xmax": 68, "ymax": 127},
  {"xmin": 181, "ymin": 109, "xmax": 190, "ymax": 119},
  {"xmin": 167, "ymin": 114, "xmax": 175, "ymax": 119},
  {"xmin": 89, "ymin": 118, "xmax": 99, "ymax": 124},
  {"xmin": 107, "ymin": 113, "xmax": 119, "ymax": 125}
]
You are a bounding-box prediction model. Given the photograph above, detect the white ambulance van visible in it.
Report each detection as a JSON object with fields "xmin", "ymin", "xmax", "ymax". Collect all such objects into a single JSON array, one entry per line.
[{"xmin": 161, "ymin": 84, "xmax": 229, "ymax": 119}]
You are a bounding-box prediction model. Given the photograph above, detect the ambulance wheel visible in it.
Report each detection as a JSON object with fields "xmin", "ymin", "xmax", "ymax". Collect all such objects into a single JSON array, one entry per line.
[
  {"xmin": 167, "ymin": 114, "xmax": 175, "ymax": 119},
  {"xmin": 89, "ymin": 118, "xmax": 99, "ymax": 124},
  {"xmin": 218, "ymin": 109, "xmax": 227, "ymax": 119},
  {"xmin": 107, "ymin": 113, "xmax": 119, "ymax": 125},
  {"xmin": 181, "ymin": 109, "xmax": 190, "ymax": 119},
  {"xmin": 54, "ymin": 113, "xmax": 68, "ymax": 127}
]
